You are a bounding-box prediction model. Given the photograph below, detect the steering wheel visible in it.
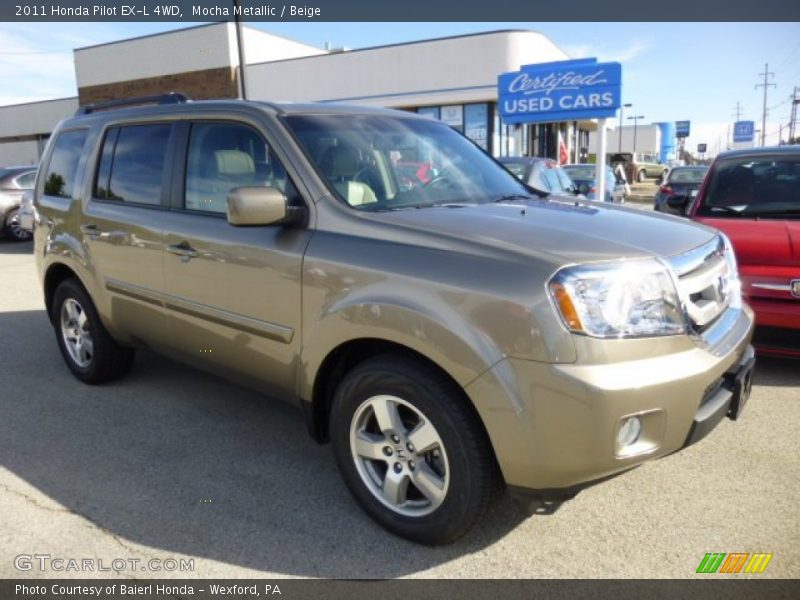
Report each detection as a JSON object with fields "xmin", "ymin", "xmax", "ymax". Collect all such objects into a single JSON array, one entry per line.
[{"xmin": 422, "ymin": 174, "xmax": 454, "ymax": 189}]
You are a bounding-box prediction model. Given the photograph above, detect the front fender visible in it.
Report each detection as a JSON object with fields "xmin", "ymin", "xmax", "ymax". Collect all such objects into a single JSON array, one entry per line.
[{"xmin": 299, "ymin": 285, "xmax": 507, "ymax": 403}]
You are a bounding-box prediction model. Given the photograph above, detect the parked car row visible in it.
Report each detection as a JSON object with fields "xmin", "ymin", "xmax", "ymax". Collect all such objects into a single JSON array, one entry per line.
[
  {"xmin": 498, "ymin": 157, "xmax": 627, "ymax": 203},
  {"xmin": 0, "ymin": 165, "xmax": 37, "ymax": 241}
]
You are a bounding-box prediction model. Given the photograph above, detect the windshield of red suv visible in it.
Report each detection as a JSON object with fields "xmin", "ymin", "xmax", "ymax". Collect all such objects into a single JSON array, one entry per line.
[
  {"xmin": 697, "ymin": 155, "xmax": 800, "ymax": 218},
  {"xmin": 285, "ymin": 114, "xmax": 533, "ymax": 210}
]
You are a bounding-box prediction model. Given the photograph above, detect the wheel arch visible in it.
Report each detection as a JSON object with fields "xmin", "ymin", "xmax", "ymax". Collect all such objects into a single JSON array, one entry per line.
[{"xmin": 303, "ymin": 337, "xmax": 496, "ymax": 459}]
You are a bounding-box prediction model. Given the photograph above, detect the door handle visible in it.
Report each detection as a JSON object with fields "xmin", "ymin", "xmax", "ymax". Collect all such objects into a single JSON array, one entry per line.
[
  {"xmin": 80, "ymin": 224, "xmax": 102, "ymax": 238},
  {"xmin": 167, "ymin": 242, "xmax": 199, "ymax": 259}
]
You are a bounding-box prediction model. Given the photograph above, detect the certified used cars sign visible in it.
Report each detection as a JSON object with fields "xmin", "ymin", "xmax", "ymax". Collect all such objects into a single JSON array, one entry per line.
[{"xmin": 498, "ymin": 58, "xmax": 622, "ymax": 124}]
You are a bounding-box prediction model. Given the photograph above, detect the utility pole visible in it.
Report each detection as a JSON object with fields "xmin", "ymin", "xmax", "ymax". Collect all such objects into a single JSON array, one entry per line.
[
  {"xmin": 233, "ymin": 0, "xmax": 248, "ymax": 99},
  {"xmin": 790, "ymin": 86, "xmax": 799, "ymax": 144},
  {"xmin": 755, "ymin": 64, "xmax": 776, "ymax": 147},
  {"xmin": 732, "ymin": 101, "xmax": 743, "ymax": 123}
]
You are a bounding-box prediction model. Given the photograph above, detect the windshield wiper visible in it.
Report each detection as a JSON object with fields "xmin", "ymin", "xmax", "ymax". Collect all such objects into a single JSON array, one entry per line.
[
  {"xmin": 492, "ymin": 193, "xmax": 534, "ymax": 203},
  {"xmin": 708, "ymin": 205, "xmax": 745, "ymax": 216}
]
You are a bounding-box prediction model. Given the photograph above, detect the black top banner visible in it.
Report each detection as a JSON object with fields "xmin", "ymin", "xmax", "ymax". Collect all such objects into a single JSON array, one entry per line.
[{"xmin": 2, "ymin": 0, "xmax": 799, "ymax": 21}]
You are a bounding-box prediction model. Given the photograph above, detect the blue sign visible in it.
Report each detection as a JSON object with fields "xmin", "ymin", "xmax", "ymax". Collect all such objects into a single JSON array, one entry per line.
[
  {"xmin": 676, "ymin": 120, "xmax": 691, "ymax": 137},
  {"xmin": 498, "ymin": 58, "xmax": 622, "ymax": 124},
  {"xmin": 733, "ymin": 120, "xmax": 755, "ymax": 143}
]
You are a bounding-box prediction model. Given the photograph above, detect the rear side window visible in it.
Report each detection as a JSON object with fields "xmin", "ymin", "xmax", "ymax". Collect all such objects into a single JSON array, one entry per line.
[
  {"xmin": 44, "ymin": 129, "xmax": 88, "ymax": 198},
  {"xmin": 95, "ymin": 124, "xmax": 171, "ymax": 205}
]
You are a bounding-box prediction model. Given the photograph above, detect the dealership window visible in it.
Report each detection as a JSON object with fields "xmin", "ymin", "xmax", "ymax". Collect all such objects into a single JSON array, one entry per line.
[
  {"xmin": 43, "ymin": 129, "xmax": 88, "ymax": 199},
  {"xmin": 184, "ymin": 122, "xmax": 298, "ymax": 214},
  {"xmin": 95, "ymin": 124, "xmax": 170, "ymax": 205},
  {"xmin": 440, "ymin": 105, "xmax": 464, "ymax": 133},
  {"xmin": 464, "ymin": 104, "xmax": 489, "ymax": 151}
]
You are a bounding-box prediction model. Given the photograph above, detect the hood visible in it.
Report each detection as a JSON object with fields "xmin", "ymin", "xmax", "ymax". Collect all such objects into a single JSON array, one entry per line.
[
  {"xmin": 696, "ymin": 217, "xmax": 800, "ymax": 267},
  {"xmin": 375, "ymin": 197, "xmax": 717, "ymax": 265}
]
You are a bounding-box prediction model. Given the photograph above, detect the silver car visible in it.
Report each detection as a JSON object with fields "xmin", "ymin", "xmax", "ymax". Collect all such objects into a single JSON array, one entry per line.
[{"xmin": 0, "ymin": 166, "xmax": 37, "ymax": 241}]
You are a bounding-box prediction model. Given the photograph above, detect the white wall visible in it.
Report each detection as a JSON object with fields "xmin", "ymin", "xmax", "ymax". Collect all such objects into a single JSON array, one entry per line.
[
  {"xmin": 247, "ymin": 30, "xmax": 570, "ymax": 106},
  {"xmin": 0, "ymin": 97, "xmax": 78, "ymax": 138},
  {"xmin": 75, "ymin": 24, "xmax": 233, "ymax": 88},
  {"xmin": 0, "ymin": 141, "xmax": 40, "ymax": 166},
  {"xmin": 589, "ymin": 124, "xmax": 660, "ymax": 155},
  {"xmin": 75, "ymin": 24, "xmax": 324, "ymax": 88}
]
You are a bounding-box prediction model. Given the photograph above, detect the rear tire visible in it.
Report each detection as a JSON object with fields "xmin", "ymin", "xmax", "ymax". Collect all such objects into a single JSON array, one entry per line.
[
  {"xmin": 329, "ymin": 354, "xmax": 500, "ymax": 545},
  {"xmin": 3, "ymin": 208, "xmax": 32, "ymax": 241},
  {"xmin": 52, "ymin": 278, "xmax": 135, "ymax": 384}
]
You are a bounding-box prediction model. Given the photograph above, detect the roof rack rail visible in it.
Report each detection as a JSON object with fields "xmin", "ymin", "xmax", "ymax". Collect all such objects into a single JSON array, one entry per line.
[{"xmin": 75, "ymin": 92, "xmax": 191, "ymax": 116}]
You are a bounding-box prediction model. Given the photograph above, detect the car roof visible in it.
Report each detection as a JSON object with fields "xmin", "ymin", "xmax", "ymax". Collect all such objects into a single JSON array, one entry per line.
[
  {"xmin": 715, "ymin": 145, "xmax": 800, "ymax": 159},
  {"xmin": 61, "ymin": 99, "xmax": 426, "ymax": 127}
]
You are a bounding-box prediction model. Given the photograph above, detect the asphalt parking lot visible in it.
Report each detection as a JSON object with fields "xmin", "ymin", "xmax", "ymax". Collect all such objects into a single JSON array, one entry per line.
[{"xmin": 1, "ymin": 238, "xmax": 798, "ymax": 579}]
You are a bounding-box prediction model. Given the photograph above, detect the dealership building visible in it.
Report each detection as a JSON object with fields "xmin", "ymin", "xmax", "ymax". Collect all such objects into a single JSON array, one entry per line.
[{"xmin": 0, "ymin": 24, "xmax": 602, "ymax": 166}]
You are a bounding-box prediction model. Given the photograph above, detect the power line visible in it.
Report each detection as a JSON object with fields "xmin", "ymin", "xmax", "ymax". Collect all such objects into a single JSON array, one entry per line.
[{"xmin": 775, "ymin": 40, "xmax": 800, "ymax": 72}]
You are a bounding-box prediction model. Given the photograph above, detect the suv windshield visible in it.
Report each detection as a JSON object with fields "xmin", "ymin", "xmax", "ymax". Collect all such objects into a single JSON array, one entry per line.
[
  {"xmin": 285, "ymin": 114, "xmax": 531, "ymax": 211},
  {"xmin": 698, "ymin": 155, "xmax": 800, "ymax": 218}
]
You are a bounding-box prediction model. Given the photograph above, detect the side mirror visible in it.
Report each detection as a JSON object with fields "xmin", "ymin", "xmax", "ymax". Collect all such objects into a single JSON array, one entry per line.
[
  {"xmin": 666, "ymin": 193, "xmax": 690, "ymax": 211},
  {"xmin": 227, "ymin": 186, "xmax": 304, "ymax": 226}
]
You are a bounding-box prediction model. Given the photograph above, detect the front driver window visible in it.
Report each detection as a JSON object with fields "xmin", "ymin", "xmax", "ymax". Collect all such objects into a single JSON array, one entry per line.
[{"xmin": 185, "ymin": 122, "xmax": 298, "ymax": 214}]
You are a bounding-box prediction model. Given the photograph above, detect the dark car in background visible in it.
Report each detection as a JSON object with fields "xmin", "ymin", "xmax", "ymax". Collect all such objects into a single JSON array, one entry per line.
[
  {"xmin": 654, "ymin": 166, "xmax": 709, "ymax": 214},
  {"xmin": 682, "ymin": 146, "xmax": 799, "ymax": 358},
  {"xmin": 562, "ymin": 164, "xmax": 626, "ymax": 203},
  {"xmin": 498, "ymin": 157, "xmax": 580, "ymax": 197},
  {"xmin": 0, "ymin": 166, "xmax": 37, "ymax": 241}
]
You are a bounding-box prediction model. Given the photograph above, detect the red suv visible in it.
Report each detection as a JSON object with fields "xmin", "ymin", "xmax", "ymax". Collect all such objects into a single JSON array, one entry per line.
[{"xmin": 674, "ymin": 146, "xmax": 800, "ymax": 357}]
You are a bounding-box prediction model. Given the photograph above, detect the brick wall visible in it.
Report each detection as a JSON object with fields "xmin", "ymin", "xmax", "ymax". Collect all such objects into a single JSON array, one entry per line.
[{"xmin": 78, "ymin": 67, "xmax": 239, "ymax": 105}]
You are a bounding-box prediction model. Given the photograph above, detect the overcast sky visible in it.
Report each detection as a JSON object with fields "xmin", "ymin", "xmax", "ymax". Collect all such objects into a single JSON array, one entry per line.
[{"xmin": 1, "ymin": 21, "xmax": 798, "ymax": 153}]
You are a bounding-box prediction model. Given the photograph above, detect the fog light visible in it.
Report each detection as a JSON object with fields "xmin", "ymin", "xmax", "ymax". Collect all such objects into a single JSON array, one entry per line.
[{"xmin": 617, "ymin": 417, "xmax": 642, "ymax": 447}]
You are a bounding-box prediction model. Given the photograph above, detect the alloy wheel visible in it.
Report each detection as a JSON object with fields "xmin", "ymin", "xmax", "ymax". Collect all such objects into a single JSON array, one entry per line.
[
  {"xmin": 349, "ymin": 394, "xmax": 450, "ymax": 517},
  {"xmin": 60, "ymin": 298, "xmax": 94, "ymax": 368}
]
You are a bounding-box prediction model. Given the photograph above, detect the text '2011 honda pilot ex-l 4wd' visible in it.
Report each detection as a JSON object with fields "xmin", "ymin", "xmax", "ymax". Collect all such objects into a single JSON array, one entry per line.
[{"xmin": 32, "ymin": 95, "xmax": 755, "ymax": 545}]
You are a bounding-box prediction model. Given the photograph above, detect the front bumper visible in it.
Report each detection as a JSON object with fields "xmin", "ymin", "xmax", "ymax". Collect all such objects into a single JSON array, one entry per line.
[{"xmin": 464, "ymin": 306, "xmax": 755, "ymax": 506}]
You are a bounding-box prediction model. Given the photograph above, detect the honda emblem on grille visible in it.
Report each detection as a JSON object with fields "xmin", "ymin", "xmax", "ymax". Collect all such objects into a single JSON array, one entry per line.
[{"xmin": 792, "ymin": 280, "xmax": 800, "ymax": 298}]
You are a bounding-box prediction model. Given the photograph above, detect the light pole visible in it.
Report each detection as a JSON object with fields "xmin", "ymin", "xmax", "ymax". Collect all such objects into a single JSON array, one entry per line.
[
  {"xmin": 619, "ymin": 103, "xmax": 632, "ymax": 152},
  {"xmin": 627, "ymin": 115, "xmax": 645, "ymax": 154}
]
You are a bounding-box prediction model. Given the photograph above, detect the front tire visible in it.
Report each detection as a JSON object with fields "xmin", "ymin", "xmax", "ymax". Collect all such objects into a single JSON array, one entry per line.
[
  {"xmin": 329, "ymin": 354, "xmax": 500, "ymax": 545},
  {"xmin": 3, "ymin": 208, "xmax": 32, "ymax": 241},
  {"xmin": 52, "ymin": 279, "xmax": 135, "ymax": 384}
]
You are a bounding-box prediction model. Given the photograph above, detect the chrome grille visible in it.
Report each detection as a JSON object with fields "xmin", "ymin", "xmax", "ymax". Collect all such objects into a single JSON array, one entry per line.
[{"xmin": 667, "ymin": 236, "xmax": 731, "ymax": 331}]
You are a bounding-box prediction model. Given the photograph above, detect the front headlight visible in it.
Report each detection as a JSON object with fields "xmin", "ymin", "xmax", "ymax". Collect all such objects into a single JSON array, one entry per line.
[
  {"xmin": 720, "ymin": 233, "xmax": 742, "ymax": 309},
  {"xmin": 548, "ymin": 258, "xmax": 686, "ymax": 338}
]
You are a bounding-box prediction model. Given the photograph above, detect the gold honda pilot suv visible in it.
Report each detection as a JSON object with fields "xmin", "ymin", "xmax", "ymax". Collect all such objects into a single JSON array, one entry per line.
[{"xmin": 32, "ymin": 94, "xmax": 755, "ymax": 545}]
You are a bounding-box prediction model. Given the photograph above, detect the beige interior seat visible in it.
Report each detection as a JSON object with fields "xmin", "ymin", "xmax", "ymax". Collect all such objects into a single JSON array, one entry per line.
[{"xmin": 319, "ymin": 144, "xmax": 377, "ymax": 206}]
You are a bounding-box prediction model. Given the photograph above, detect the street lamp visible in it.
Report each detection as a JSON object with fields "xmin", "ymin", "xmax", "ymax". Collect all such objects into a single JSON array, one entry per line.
[
  {"xmin": 619, "ymin": 103, "xmax": 632, "ymax": 152},
  {"xmin": 627, "ymin": 115, "xmax": 645, "ymax": 154}
]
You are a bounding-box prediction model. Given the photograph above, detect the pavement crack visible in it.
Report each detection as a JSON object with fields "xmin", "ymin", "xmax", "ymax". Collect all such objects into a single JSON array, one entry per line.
[{"xmin": 0, "ymin": 481, "xmax": 74, "ymax": 514}]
